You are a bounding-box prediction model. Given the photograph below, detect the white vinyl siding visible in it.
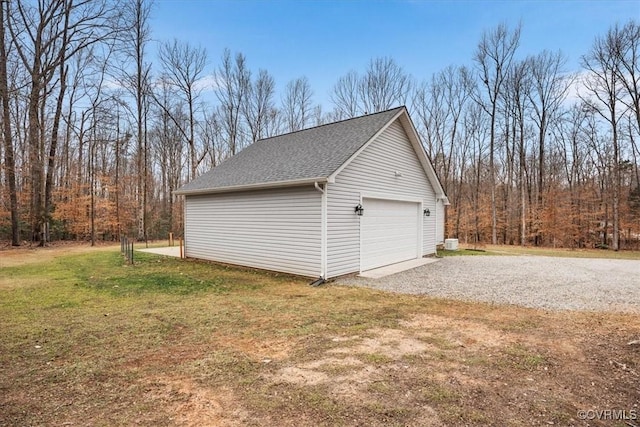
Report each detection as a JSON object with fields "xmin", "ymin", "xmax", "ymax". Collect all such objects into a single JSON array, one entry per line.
[
  {"xmin": 361, "ymin": 198, "xmax": 421, "ymax": 271},
  {"xmin": 184, "ymin": 186, "xmax": 321, "ymax": 277},
  {"xmin": 326, "ymin": 119, "xmax": 437, "ymax": 277},
  {"xmin": 436, "ymin": 199, "xmax": 445, "ymax": 244}
]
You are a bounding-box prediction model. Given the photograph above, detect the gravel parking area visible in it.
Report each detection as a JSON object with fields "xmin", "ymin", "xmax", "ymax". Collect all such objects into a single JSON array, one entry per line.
[{"xmin": 337, "ymin": 256, "xmax": 640, "ymax": 313}]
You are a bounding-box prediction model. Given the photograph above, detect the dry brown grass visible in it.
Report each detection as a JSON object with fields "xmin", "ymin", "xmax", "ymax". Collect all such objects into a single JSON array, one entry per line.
[
  {"xmin": 455, "ymin": 242, "xmax": 640, "ymax": 260},
  {"xmin": 0, "ymin": 241, "xmax": 118, "ymax": 268},
  {"xmin": 1, "ymin": 244, "xmax": 638, "ymax": 426}
]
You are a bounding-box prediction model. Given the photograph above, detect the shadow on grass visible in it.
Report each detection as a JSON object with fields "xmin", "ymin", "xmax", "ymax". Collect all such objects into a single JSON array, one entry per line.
[
  {"xmin": 437, "ymin": 248, "xmax": 495, "ymax": 257},
  {"xmin": 60, "ymin": 250, "xmax": 263, "ymax": 296}
]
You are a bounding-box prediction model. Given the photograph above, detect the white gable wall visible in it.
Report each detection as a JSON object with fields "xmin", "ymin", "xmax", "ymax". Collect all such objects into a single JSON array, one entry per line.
[
  {"xmin": 184, "ymin": 186, "xmax": 322, "ymax": 277},
  {"xmin": 326, "ymin": 119, "xmax": 438, "ymax": 278}
]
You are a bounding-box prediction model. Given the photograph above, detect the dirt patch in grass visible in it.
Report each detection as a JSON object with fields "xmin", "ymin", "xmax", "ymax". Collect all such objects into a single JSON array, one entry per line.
[
  {"xmin": 143, "ymin": 377, "xmax": 249, "ymax": 426},
  {"xmin": 1, "ymin": 246, "xmax": 639, "ymax": 426},
  {"xmin": 260, "ymin": 310, "xmax": 638, "ymax": 425}
]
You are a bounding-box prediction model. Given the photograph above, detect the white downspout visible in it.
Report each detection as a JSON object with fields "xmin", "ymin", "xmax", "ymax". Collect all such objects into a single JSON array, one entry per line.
[{"xmin": 314, "ymin": 182, "xmax": 327, "ymax": 279}]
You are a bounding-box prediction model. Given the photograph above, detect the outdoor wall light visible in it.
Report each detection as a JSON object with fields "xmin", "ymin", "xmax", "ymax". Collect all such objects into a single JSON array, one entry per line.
[
  {"xmin": 354, "ymin": 204, "xmax": 364, "ymax": 216},
  {"xmin": 423, "ymin": 208, "xmax": 431, "ymax": 217}
]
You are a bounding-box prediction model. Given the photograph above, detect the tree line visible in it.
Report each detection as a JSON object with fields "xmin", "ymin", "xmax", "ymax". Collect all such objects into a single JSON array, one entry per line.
[{"xmin": 1, "ymin": 0, "xmax": 638, "ymax": 250}]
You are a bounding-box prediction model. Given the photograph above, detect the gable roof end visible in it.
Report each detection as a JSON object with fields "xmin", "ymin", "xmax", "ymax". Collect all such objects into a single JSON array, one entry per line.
[
  {"xmin": 326, "ymin": 107, "xmax": 449, "ymax": 204},
  {"xmin": 174, "ymin": 106, "xmax": 448, "ymax": 203},
  {"xmin": 174, "ymin": 107, "xmax": 403, "ymax": 195}
]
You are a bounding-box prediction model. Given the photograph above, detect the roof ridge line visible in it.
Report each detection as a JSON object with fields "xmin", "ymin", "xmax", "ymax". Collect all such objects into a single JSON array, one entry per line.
[{"xmin": 257, "ymin": 105, "xmax": 406, "ymax": 143}]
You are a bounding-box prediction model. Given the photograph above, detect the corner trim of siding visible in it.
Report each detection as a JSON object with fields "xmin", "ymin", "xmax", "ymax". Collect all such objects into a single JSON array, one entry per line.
[
  {"xmin": 319, "ymin": 183, "xmax": 328, "ymax": 278},
  {"xmin": 183, "ymin": 198, "xmax": 188, "ymax": 257}
]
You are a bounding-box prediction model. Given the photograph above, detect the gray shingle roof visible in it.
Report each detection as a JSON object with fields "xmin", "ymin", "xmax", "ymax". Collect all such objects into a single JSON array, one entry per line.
[{"xmin": 176, "ymin": 107, "xmax": 404, "ymax": 194}]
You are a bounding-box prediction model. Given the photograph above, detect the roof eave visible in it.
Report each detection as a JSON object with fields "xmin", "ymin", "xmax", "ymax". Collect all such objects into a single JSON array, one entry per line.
[{"xmin": 173, "ymin": 177, "xmax": 329, "ymax": 196}]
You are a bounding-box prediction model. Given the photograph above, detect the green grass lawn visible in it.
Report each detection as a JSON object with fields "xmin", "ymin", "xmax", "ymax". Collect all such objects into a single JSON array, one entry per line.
[
  {"xmin": 437, "ymin": 248, "xmax": 496, "ymax": 257},
  {"xmin": 1, "ymin": 245, "xmax": 638, "ymax": 426}
]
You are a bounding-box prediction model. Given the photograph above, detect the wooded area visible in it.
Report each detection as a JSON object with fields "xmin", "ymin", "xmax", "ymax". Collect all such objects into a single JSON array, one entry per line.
[{"xmin": 1, "ymin": 0, "xmax": 639, "ymax": 250}]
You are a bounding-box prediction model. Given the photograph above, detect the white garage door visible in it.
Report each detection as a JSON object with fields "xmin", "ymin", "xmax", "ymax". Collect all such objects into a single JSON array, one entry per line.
[{"xmin": 361, "ymin": 198, "xmax": 420, "ymax": 271}]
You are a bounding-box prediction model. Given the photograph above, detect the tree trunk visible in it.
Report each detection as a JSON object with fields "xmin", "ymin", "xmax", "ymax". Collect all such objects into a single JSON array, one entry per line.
[
  {"xmin": 28, "ymin": 77, "xmax": 44, "ymax": 244},
  {"xmin": 44, "ymin": 3, "xmax": 71, "ymax": 243},
  {"xmin": 519, "ymin": 132, "xmax": 526, "ymax": 246},
  {"xmin": 612, "ymin": 113, "xmax": 620, "ymax": 251},
  {"xmin": 115, "ymin": 110, "xmax": 121, "ymax": 237},
  {"xmin": 0, "ymin": 1, "xmax": 20, "ymax": 245},
  {"xmin": 489, "ymin": 103, "xmax": 497, "ymax": 245},
  {"xmin": 536, "ymin": 114, "xmax": 546, "ymax": 246}
]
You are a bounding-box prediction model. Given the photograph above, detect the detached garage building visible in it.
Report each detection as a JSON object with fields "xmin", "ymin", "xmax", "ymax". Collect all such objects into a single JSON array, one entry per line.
[{"xmin": 175, "ymin": 106, "xmax": 448, "ymax": 280}]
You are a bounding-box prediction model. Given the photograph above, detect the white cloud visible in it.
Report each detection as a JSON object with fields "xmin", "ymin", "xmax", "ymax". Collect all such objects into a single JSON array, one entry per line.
[
  {"xmin": 563, "ymin": 70, "xmax": 591, "ymax": 107},
  {"xmin": 193, "ymin": 73, "xmax": 222, "ymax": 92}
]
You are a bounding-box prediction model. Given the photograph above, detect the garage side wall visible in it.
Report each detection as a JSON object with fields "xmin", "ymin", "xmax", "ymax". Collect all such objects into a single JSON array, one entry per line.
[
  {"xmin": 436, "ymin": 198, "xmax": 445, "ymax": 244},
  {"xmin": 326, "ymin": 119, "xmax": 437, "ymax": 278},
  {"xmin": 184, "ymin": 186, "xmax": 322, "ymax": 277}
]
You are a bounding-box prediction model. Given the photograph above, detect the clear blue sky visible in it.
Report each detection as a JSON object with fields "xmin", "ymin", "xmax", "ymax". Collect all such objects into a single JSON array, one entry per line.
[{"xmin": 151, "ymin": 0, "xmax": 639, "ymax": 105}]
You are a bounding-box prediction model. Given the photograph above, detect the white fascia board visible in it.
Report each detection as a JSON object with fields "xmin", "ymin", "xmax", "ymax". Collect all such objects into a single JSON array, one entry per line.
[
  {"xmin": 397, "ymin": 112, "xmax": 449, "ymax": 201},
  {"xmin": 173, "ymin": 177, "xmax": 328, "ymax": 196}
]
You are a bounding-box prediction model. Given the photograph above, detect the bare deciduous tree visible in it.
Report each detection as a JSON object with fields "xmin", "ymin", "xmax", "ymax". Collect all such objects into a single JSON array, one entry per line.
[
  {"xmin": 216, "ymin": 48, "xmax": 250, "ymax": 154},
  {"xmin": 0, "ymin": 0, "xmax": 19, "ymax": 245},
  {"xmin": 613, "ymin": 21, "xmax": 640, "ymax": 190},
  {"xmin": 157, "ymin": 38, "xmax": 207, "ymax": 180},
  {"xmin": 581, "ymin": 28, "xmax": 626, "ymax": 250},
  {"xmin": 359, "ymin": 57, "xmax": 412, "ymax": 113},
  {"xmin": 243, "ymin": 68, "xmax": 275, "ymax": 144},
  {"xmin": 282, "ymin": 76, "xmax": 313, "ymax": 132},
  {"xmin": 331, "ymin": 70, "xmax": 360, "ymax": 119},
  {"xmin": 7, "ymin": 0, "xmax": 120, "ymax": 244},
  {"xmin": 473, "ymin": 22, "xmax": 521, "ymax": 245},
  {"xmin": 120, "ymin": 0, "xmax": 153, "ymax": 241},
  {"xmin": 0, "ymin": 11, "xmax": 638, "ymax": 252},
  {"xmin": 614, "ymin": 21, "xmax": 640, "ymax": 133},
  {"xmin": 150, "ymin": 77, "xmax": 183, "ymax": 235},
  {"xmin": 526, "ymin": 50, "xmax": 571, "ymax": 244},
  {"xmin": 504, "ymin": 59, "xmax": 531, "ymax": 245}
]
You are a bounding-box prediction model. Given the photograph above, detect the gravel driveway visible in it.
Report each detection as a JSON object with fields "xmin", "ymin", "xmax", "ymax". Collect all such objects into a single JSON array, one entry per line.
[{"xmin": 337, "ymin": 256, "xmax": 640, "ymax": 313}]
